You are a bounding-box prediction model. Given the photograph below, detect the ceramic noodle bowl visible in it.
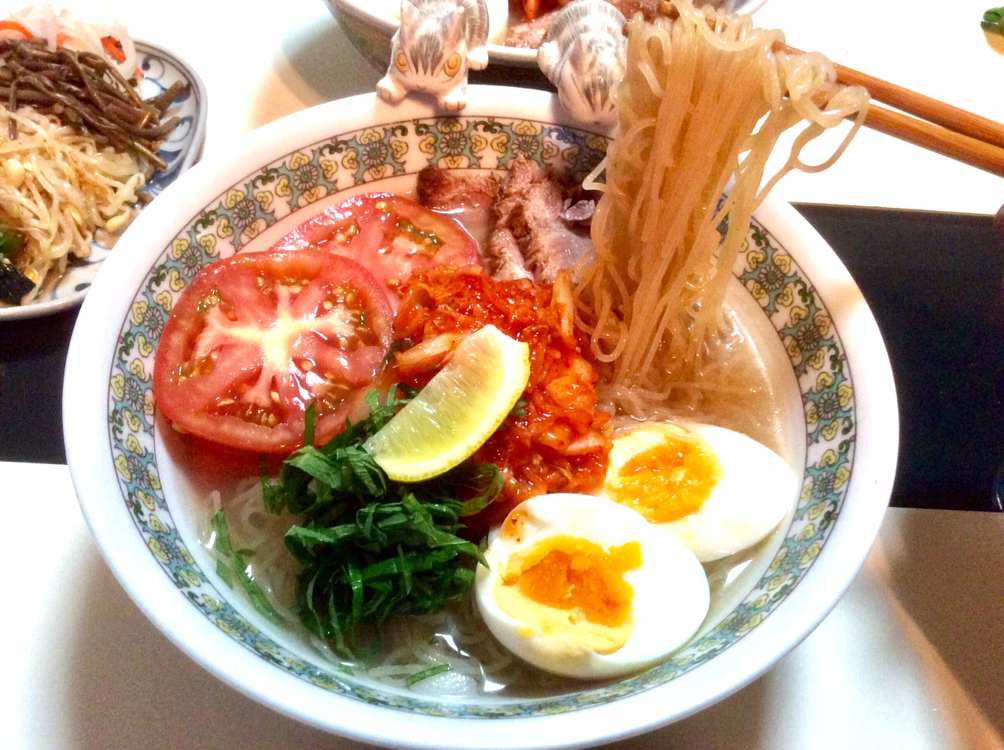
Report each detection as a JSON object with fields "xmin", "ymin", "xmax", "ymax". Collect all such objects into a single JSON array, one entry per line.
[{"xmin": 63, "ymin": 87, "xmax": 897, "ymax": 749}]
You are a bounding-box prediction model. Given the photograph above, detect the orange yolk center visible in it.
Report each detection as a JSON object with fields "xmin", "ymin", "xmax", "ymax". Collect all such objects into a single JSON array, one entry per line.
[
  {"xmin": 608, "ymin": 435, "xmax": 724, "ymax": 522},
  {"xmin": 504, "ymin": 536, "xmax": 641, "ymax": 627}
]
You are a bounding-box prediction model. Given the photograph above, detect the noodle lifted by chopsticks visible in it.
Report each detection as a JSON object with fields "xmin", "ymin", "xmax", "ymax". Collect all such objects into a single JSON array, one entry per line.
[{"xmin": 577, "ymin": 1, "xmax": 869, "ymax": 415}]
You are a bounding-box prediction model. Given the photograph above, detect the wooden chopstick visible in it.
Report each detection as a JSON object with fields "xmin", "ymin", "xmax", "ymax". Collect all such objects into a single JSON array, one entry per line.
[
  {"xmin": 851, "ymin": 104, "xmax": 1004, "ymax": 176},
  {"xmin": 656, "ymin": 1, "xmax": 1004, "ymax": 175},
  {"xmin": 788, "ymin": 46, "xmax": 1004, "ymax": 149},
  {"xmin": 784, "ymin": 45, "xmax": 1004, "ymax": 176}
]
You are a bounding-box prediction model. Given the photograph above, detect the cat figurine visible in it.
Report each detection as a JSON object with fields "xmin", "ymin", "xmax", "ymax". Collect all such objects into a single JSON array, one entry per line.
[
  {"xmin": 376, "ymin": 0, "xmax": 491, "ymax": 111},
  {"xmin": 537, "ymin": 0, "xmax": 626, "ymax": 125}
]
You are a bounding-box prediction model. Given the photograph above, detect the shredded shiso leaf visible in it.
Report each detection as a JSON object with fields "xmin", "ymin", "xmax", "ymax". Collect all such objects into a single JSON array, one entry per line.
[
  {"xmin": 405, "ymin": 663, "xmax": 452, "ymax": 686},
  {"xmin": 212, "ymin": 387, "xmax": 502, "ymax": 658},
  {"xmin": 209, "ymin": 509, "xmax": 285, "ymax": 626}
]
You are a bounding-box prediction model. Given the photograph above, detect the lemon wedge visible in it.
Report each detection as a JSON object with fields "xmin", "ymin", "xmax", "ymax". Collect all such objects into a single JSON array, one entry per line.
[{"xmin": 364, "ymin": 325, "xmax": 530, "ymax": 482}]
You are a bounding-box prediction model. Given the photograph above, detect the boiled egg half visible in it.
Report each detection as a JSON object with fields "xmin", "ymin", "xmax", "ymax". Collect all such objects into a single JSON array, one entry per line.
[
  {"xmin": 601, "ymin": 423, "xmax": 797, "ymax": 562},
  {"xmin": 475, "ymin": 493, "xmax": 709, "ymax": 680}
]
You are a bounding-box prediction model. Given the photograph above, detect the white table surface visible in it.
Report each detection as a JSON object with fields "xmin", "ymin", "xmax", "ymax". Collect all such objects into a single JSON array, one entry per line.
[
  {"xmin": 1, "ymin": 461, "xmax": 1002, "ymax": 749},
  {"xmin": 4, "ymin": 1, "xmax": 1004, "ymax": 747}
]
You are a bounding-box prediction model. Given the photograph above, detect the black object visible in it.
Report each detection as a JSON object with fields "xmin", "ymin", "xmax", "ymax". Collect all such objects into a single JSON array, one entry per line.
[
  {"xmin": 795, "ymin": 204, "xmax": 1004, "ymax": 512},
  {"xmin": 0, "ymin": 257, "xmax": 34, "ymax": 305},
  {"xmin": 0, "ymin": 305, "xmax": 78, "ymax": 464}
]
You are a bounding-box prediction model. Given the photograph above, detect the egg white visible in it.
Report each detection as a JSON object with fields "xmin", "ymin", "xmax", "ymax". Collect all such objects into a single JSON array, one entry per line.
[
  {"xmin": 603, "ymin": 424, "xmax": 798, "ymax": 563},
  {"xmin": 475, "ymin": 493, "xmax": 709, "ymax": 680}
]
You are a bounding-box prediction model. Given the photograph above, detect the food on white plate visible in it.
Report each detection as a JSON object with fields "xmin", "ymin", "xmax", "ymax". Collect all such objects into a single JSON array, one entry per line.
[
  {"xmin": 1, "ymin": 3, "xmax": 137, "ymax": 75},
  {"xmin": 415, "ymin": 164, "xmax": 500, "ymax": 249},
  {"xmin": 504, "ymin": 0, "xmax": 657, "ymax": 48},
  {"xmin": 602, "ymin": 423, "xmax": 797, "ymax": 562},
  {"xmin": 475, "ymin": 492, "xmax": 709, "ymax": 679},
  {"xmin": 0, "ymin": 4, "xmax": 187, "ymax": 305},
  {"xmin": 205, "ymin": 386, "xmax": 506, "ymax": 664},
  {"xmin": 154, "ymin": 0, "xmax": 867, "ymax": 692},
  {"xmin": 416, "ymin": 159, "xmax": 598, "ymax": 282},
  {"xmin": 484, "ymin": 155, "xmax": 596, "ymax": 282},
  {"xmin": 389, "ymin": 266, "xmax": 612, "ymax": 533}
]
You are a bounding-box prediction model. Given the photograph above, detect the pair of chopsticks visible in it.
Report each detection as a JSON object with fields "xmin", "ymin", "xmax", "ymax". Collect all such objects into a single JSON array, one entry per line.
[
  {"xmin": 784, "ymin": 45, "xmax": 1004, "ymax": 177},
  {"xmin": 657, "ymin": 1, "xmax": 1004, "ymax": 176}
]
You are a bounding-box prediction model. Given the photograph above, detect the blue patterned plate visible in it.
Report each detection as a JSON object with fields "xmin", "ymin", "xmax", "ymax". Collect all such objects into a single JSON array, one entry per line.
[
  {"xmin": 0, "ymin": 40, "xmax": 207, "ymax": 321},
  {"xmin": 63, "ymin": 88, "xmax": 897, "ymax": 749}
]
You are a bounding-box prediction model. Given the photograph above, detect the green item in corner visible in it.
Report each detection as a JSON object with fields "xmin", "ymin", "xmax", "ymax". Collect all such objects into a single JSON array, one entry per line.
[
  {"xmin": 982, "ymin": 6, "xmax": 1004, "ymax": 34},
  {"xmin": 0, "ymin": 226, "xmax": 26, "ymax": 262}
]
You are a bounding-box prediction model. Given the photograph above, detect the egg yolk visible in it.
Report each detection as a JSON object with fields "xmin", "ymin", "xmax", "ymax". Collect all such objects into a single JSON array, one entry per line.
[
  {"xmin": 607, "ymin": 433, "xmax": 724, "ymax": 523},
  {"xmin": 500, "ymin": 536, "xmax": 641, "ymax": 627}
]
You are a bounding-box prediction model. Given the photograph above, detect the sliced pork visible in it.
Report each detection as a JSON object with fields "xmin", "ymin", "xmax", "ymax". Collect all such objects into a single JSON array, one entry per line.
[
  {"xmin": 416, "ymin": 160, "xmax": 597, "ymax": 284},
  {"xmin": 486, "ymin": 156, "xmax": 594, "ymax": 284},
  {"xmin": 416, "ymin": 166, "xmax": 499, "ymax": 254}
]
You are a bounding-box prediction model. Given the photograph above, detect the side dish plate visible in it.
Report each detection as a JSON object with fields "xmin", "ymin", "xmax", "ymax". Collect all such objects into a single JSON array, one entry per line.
[
  {"xmin": 324, "ymin": 0, "xmax": 770, "ymax": 71},
  {"xmin": 0, "ymin": 40, "xmax": 207, "ymax": 322},
  {"xmin": 325, "ymin": 0, "xmax": 547, "ymax": 69},
  {"xmin": 63, "ymin": 87, "xmax": 897, "ymax": 749}
]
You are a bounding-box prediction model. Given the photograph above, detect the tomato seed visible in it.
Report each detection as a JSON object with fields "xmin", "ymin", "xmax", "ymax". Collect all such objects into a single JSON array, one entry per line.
[
  {"xmin": 334, "ymin": 222, "xmax": 358, "ymax": 243},
  {"xmin": 197, "ymin": 289, "xmax": 221, "ymax": 312}
]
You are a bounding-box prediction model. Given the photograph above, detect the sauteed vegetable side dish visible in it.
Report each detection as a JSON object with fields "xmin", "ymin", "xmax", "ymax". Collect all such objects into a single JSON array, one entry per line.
[
  {"xmin": 0, "ymin": 4, "xmax": 187, "ymax": 306},
  {"xmin": 147, "ymin": 0, "xmax": 869, "ymax": 692}
]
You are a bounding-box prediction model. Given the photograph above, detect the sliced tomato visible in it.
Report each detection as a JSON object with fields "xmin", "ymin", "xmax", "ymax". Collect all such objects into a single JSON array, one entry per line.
[
  {"xmin": 153, "ymin": 249, "xmax": 394, "ymax": 453},
  {"xmin": 269, "ymin": 193, "xmax": 481, "ymax": 305}
]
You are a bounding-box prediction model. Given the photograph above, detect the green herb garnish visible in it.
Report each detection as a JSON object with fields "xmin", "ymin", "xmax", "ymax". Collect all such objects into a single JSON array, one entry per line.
[
  {"xmin": 509, "ymin": 397, "xmax": 531, "ymax": 419},
  {"xmin": 261, "ymin": 388, "xmax": 501, "ymax": 657},
  {"xmin": 405, "ymin": 663, "xmax": 451, "ymax": 686},
  {"xmin": 983, "ymin": 6, "xmax": 1004, "ymax": 33},
  {"xmin": 0, "ymin": 226, "xmax": 33, "ymax": 305},
  {"xmin": 0, "ymin": 226, "xmax": 26, "ymax": 261},
  {"xmin": 209, "ymin": 509, "xmax": 285, "ymax": 625}
]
